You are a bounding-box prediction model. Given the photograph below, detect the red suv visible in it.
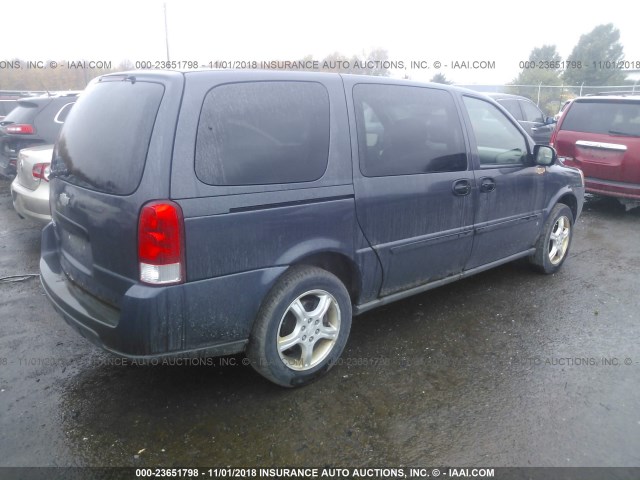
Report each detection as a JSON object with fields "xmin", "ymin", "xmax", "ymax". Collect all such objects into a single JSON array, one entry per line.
[{"xmin": 551, "ymin": 95, "xmax": 640, "ymax": 210}]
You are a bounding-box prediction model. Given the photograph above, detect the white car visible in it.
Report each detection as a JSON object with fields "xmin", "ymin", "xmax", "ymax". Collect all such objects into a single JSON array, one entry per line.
[{"xmin": 10, "ymin": 145, "xmax": 53, "ymax": 224}]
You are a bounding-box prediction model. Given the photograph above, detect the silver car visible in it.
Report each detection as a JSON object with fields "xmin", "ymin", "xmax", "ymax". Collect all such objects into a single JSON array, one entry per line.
[{"xmin": 10, "ymin": 145, "xmax": 53, "ymax": 224}]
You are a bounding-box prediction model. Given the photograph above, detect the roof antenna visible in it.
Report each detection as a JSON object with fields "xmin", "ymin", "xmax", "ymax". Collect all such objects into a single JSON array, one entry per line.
[{"xmin": 164, "ymin": 3, "xmax": 170, "ymax": 62}]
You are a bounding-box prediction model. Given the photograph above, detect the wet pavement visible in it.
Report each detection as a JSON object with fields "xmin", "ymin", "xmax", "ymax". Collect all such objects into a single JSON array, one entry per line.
[{"xmin": 1, "ymin": 176, "xmax": 639, "ymax": 468}]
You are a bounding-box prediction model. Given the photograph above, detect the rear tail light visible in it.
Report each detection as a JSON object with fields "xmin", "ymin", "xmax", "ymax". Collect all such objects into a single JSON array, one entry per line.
[
  {"xmin": 32, "ymin": 163, "xmax": 50, "ymax": 182},
  {"xmin": 138, "ymin": 201, "xmax": 185, "ymax": 285},
  {"xmin": 549, "ymin": 116, "xmax": 563, "ymax": 148},
  {"xmin": 549, "ymin": 127, "xmax": 557, "ymax": 148},
  {"xmin": 5, "ymin": 124, "xmax": 35, "ymax": 134}
]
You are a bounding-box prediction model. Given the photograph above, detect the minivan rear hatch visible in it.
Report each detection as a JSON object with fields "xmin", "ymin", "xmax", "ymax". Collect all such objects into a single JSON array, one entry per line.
[
  {"xmin": 49, "ymin": 72, "xmax": 184, "ymax": 308},
  {"xmin": 555, "ymin": 99, "xmax": 640, "ymax": 183}
]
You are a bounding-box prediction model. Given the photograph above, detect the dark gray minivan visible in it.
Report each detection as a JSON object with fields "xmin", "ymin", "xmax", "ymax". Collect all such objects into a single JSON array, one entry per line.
[
  {"xmin": 40, "ymin": 70, "xmax": 585, "ymax": 387},
  {"xmin": 487, "ymin": 93, "xmax": 556, "ymax": 145}
]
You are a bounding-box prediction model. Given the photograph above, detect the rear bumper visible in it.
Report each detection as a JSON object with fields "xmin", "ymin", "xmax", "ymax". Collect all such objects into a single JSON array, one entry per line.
[
  {"xmin": 40, "ymin": 223, "xmax": 285, "ymax": 359},
  {"xmin": 10, "ymin": 178, "xmax": 51, "ymax": 224},
  {"xmin": 584, "ymin": 177, "xmax": 640, "ymax": 200}
]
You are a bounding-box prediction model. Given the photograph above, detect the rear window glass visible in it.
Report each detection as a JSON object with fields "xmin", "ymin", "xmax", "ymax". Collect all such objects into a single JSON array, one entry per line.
[
  {"xmin": 0, "ymin": 100, "xmax": 18, "ymax": 117},
  {"xmin": 2, "ymin": 99, "xmax": 41, "ymax": 124},
  {"xmin": 561, "ymin": 100, "xmax": 640, "ymax": 137},
  {"xmin": 54, "ymin": 80, "xmax": 164, "ymax": 195},
  {"xmin": 195, "ymin": 81, "xmax": 330, "ymax": 186}
]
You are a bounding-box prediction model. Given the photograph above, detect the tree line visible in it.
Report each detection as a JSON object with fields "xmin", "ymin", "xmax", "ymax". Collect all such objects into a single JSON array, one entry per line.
[
  {"xmin": 0, "ymin": 23, "xmax": 634, "ymax": 108},
  {"xmin": 506, "ymin": 24, "xmax": 634, "ymax": 114}
]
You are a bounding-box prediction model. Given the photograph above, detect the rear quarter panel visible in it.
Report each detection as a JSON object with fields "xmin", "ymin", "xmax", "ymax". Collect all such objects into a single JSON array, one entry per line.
[{"xmin": 170, "ymin": 71, "xmax": 362, "ymax": 346}]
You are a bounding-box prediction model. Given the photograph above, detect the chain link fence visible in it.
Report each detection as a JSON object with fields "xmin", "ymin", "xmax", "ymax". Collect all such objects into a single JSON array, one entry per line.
[{"xmin": 457, "ymin": 83, "xmax": 640, "ymax": 115}]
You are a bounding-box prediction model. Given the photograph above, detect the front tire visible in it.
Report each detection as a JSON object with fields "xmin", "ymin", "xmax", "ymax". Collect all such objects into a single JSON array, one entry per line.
[
  {"xmin": 246, "ymin": 266, "xmax": 352, "ymax": 387},
  {"xmin": 530, "ymin": 203, "xmax": 574, "ymax": 274}
]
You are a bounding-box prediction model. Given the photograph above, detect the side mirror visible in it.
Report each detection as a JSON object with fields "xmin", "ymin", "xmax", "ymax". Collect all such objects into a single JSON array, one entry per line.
[
  {"xmin": 534, "ymin": 145, "xmax": 556, "ymax": 166},
  {"xmin": 545, "ymin": 116, "xmax": 556, "ymax": 125}
]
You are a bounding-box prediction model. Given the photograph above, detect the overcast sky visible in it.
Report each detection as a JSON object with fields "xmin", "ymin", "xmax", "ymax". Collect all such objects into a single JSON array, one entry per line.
[{"xmin": 1, "ymin": 0, "xmax": 639, "ymax": 85}]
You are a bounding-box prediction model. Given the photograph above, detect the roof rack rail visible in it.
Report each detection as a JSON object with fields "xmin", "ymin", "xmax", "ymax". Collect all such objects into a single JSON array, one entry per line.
[
  {"xmin": 585, "ymin": 90, "xmax": 640, "ymax": 97},
  {"xmin": 0, "ymin": 90, "xmax": 47, "ymax": 96}
]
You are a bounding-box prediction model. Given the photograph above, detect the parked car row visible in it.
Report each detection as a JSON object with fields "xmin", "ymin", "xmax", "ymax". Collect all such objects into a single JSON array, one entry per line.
[
  {"xmin": 484, "ymin": 91, "xmax": 639, "ymax": 211},
  {"xmin": 0, "ymin": 72, "xmax": 636, "ymax": 388},
  {"xmin": 4, "ymin": 86, "xmax": 637, "ymax": 228},
  {"xmin": 486, "ymin": 92, "xmax": 557, "ymax": 144},
  {"xmin": 1, "ymin": 92, "xmax": 78, "ymax": 223},
  {"xmin": 0, "ymin": 92, "xmax": 77, "ymax": 177}
]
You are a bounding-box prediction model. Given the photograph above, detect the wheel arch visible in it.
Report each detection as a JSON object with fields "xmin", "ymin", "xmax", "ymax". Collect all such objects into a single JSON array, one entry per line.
[
  {"xmin": 290, "ymin": 251, "xmax": 362, "ymax": 304},
  {"xmin": 545, "ymin": 187, "xmax": 579, "ymax": 222},
  {"xmin": 557, "ymin": 192, "xmax": 578, "ymax": 221}
]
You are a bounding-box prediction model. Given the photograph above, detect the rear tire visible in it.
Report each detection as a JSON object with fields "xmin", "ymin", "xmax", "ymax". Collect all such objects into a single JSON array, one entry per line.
[
  {"xmin": 530, "ymin": 203, "xmax": 574, "ymax": 274},
  {"xmin": 246, "ymin": 266, "xmax": 352, "ymax": 387}
]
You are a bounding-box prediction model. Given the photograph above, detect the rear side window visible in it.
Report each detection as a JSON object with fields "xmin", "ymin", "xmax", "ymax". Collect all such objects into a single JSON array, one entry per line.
[
  {"xmin": 561, "ymin": 100, "xmax": 640, "ymax": 137},
  {"xmin": 3, "ymin": 100, "xmax": 41, "ymax": 124},
  {"xmin": 54, "ymin": 80, "xmax": 164, "ymax": 195},
  {"xmin": 195, "ymin": 81, "xmax": 330, "ymax": 186},
  {"xmin": 54, "ymin": 102, "xmax": 75, "ymax": 123},
  {"xmin": 353, "ymin": 84, "xmax": 467, "ymax": 176}
]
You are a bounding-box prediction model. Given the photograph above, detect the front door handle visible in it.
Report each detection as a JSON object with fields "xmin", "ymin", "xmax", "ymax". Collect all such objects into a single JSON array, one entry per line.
[
  {"xmin": 480, "ymin": 177, "xmax": 496, "ymax": 193},
  {"xmin": 452, "ymin": 179, "xmax": 471, "ymax": 196}
]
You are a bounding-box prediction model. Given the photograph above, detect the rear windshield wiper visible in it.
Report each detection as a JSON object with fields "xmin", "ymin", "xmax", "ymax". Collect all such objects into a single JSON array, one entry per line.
[{"xmin": 608, "ymin": 129, "xmax": 639, "ymax": 137}]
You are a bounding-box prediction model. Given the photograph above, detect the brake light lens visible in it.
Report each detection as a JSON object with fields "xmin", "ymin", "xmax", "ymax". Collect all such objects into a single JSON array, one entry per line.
[
  {"xmin": 138, "ymin": 201, "xmax": 185, "ymax": 285},
  {"xmin": 5, "ymin": 124, "xmax": 35, "ymax": 134},
  {"xmin": 32, "ymin": 163, "xmax": 50, "ymax": 182},
  {"xmin": 549, "ymin": 119, "xmax": 560, "ymax": 148}
]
